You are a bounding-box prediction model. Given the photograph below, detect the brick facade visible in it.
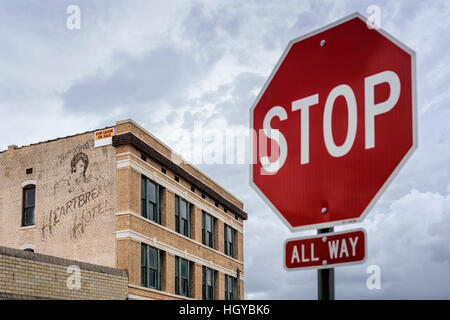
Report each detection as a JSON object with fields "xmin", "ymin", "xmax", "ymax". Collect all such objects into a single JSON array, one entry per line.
[
  {"xmin": 0, "ymin": 119, "xmax": 246, "ymax": 300},
  {"xmin": 0, "ymin": 246, "xmax": 128, "ymax": 300}
]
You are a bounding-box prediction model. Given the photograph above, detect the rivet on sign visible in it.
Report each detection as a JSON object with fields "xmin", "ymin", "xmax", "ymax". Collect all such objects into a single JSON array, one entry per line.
[
  {"xmin": 322, "ymin": 260, "xmax": 328, "ymax": 265},
  {"xmin": 321, "ymin": 207, "xmax": 327, "ymax": 214},
  {"xmin": 320, "ymin": 39, "xmax": 326, "ymax": 47},
  {"xmin": 322, "ymin": 236, "xmax": 327, "ymax": 242}
]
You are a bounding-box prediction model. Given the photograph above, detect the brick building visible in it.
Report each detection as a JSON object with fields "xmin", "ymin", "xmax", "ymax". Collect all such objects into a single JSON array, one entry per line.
[
  {"xmin": 0, "ymin": 119, "xmax": 247, "ymax": 300},
  {"xmin": 0, "ymin": 245, "xmax": 128, "ymax": 300}
]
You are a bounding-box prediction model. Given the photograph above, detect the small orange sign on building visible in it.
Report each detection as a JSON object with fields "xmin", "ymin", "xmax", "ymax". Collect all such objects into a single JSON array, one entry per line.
[{"xmin": 94, "ymin": 128, "xmax": 114, "ymax": 147}]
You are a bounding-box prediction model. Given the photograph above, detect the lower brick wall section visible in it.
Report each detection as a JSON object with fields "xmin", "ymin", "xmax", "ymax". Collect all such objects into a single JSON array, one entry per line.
[{"xmin": 0, "ymin": 246, "xmax": 128, "ymax": 300}]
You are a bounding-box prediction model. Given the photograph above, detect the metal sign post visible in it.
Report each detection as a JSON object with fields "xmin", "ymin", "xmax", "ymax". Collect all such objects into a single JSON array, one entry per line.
[{"xmin": 317, "ymin": 228, "xmax": 334, "ymax": 300}]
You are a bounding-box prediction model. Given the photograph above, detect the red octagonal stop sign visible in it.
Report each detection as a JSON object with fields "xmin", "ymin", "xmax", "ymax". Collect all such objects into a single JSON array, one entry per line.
[{"xmin": 250, "ymin": 13, "xmax": 417, "ymax": 231}]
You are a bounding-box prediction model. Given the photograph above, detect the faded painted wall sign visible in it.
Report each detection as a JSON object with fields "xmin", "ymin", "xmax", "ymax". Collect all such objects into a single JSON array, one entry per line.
[
  {"xmin": 57, "ymin": 139, "xmax": 94, "ymax": 166},
  {"xmin": 41, "ymin": 182, "xmax": 113, "ymax": 241},
  {"xmin": 43, "ymin": 138, "xmax": 114, "ymax": 241}
]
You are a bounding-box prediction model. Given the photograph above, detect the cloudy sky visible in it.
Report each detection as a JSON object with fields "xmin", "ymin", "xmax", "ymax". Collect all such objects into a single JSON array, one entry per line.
[{"xmin": 1, "ymin": 0, "xmax": 450, "ymax": 299}]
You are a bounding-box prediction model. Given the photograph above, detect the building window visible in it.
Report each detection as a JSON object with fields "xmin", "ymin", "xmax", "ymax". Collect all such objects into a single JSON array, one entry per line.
[
  {"xmin": 202, "ymin": 211, "xmax": 215, "ymax": 249},
  {"xmin": 225, "ymin": 275, "xmax": 235, "ymax": 300},
  {"xmin": 224, "ymin": 224, "xmax": 235, "ymax": 258},
  {"xmin": 22, "ymin": 185, "xmax": 35, "ymax": 226},
  {"xmin": 141, "ymin": 175, "xmax": 162, "ymax": 224},
  {"xmin": 175, "ymin": 195, "xmax": 190, "ymax": 237},
  {"xmin": 202, "ymin": 266, "xmax": 215, "ymax": 300},
  {"xmin": 175, "ymin": 256, "xmax": 190, "ymax": 297},
  {"xmin": 141, "ymin": 243, "xmax": 162, "ymax": 290}
]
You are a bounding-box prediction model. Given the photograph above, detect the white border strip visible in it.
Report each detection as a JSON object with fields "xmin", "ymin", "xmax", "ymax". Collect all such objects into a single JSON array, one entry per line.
[
  {"xmin": 94, "ymin": 137, "xmax": 113, "ymax": 148},
  {"xmin": 128, "ymin": 284, "xmax": 194, "ymax": 300},
  {"xmin": 116, "ymin": 153, "xmax": 244, "ymax": 232},
  {"xmin": 115, "ymin": 228, "xmax": 243, "ymax": 279},
  {"xmin": 127, "ymin": 293, "xmax": 154, "ymax": 300},
  {"xmin": 21, "ymin": 180, "xmax": 37, "ymax": 187},
  {"xmin": 19, "ymin": 244, "xmax": 36, "ymax": 251}
]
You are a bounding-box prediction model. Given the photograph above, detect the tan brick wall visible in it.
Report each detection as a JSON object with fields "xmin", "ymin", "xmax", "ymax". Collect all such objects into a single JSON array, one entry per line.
[
  {"xmin": 216, "ymin": 272, "xmax": 225, "ymax": 300},
  {"xmin": 239, "ymin": 279, "xmax": 244, "ymax": 300},
  {"xmin": 0, "ymin": 246, "xmax": 127, "ymax": 300},
  {"xmin": 216, "ymin": 219, "xmax": 225, "ymax": 253},
  {"xmin": 190, "ymin": 262, "xmax": 202, "ymax": 299},
  {"xmin": 162, "ymin": 252, "xmax": 175, "ymax": 294},
  {"xmin": 114, "ymin": 146, "xmax": 245, "ymax": 300},
  {"xmin": 162, "ymin": 190, "xmax": 175, "ymax": 229},
  {"xmin": 236, "ymin": 230, "xmax": 244, "ymax": 262},
  {"xmin": 119, "ymin": 214, "xmax": 243, "ymax": 271},
  {"xmin": 116, "ymin": 238, "xmax": 141, "ymax": 287},
  {"xmin": 0, "ymin": 131, "xmax": 117, "ymax": 267},
  {"xmin": 191, "ymin": 205, "xmax": 202, "ymax": 243}
]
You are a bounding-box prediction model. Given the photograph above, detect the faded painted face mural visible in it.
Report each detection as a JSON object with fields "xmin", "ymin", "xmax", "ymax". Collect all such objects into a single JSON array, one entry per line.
[
  {"xmin": 71, "ymin": 152, "xmax": 89, "ymax": 181},
  {"xmin": 54, "ymin": 151, "xmax": 90, "ymax": 195},
  {"xmin": 44, "ymin": 139, "xmax": 114, "ymax": 241}
]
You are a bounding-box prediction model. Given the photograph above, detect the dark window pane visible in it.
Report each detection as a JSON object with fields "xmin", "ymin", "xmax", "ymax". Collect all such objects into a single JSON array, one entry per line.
[
  {"xmin": 148, "ymin": 204, "xmax": 154, "ymax": 220},
  {"xmin": 141, "ymin": 199, "xmax": 146, "ymax": 217},
  {"xmin": 141, "ymin": 244, "xmax": 161, "ymax": 290},
  {"xmin": 147, "ymin": 180, "xmax": 156, "ymax": 203},
  {"xmin": 184, "ymin": 218, "xmax": 188, "ymax": 236},
  {"xmin": 141, "ymin": 176, "xmax": 146, "ymax": 198},
  {"xmin": 149, "ymin": 270, "xmax": 156, "ymax": 287},
  {"xmin": 152, "ymin": 203, "xmax": 157, "ymax": 220},
  {"xmin": 180, "ymin": 220, "xmax": 185, "ymax": 236},
  {"xmin": 24, "ymin": 208, "xmax": 34, "ymax": 226},
  {"xmin": 141, "ymin": 245, "xmax": 147, "ymax": 265},
  {"xmin": 182, "ymin": 279, "xmax": 187, "ymax": 295},
  {"xmin": 180, "ymin": 200, "xmax": 187, "ymax": 219},
  {"xmin": 181, "ymin": 259, "xmax": 187, "ymax": 277},
  {"xmin": 209, "ymin": 287, "xmax": 213, "ymax": 299},
  {"xmin": 25, "ymin": 188, "xmax": 35, "ymax": 208},
  {"xmin": 141, "ymin": 267, "xmax": 147, "ymax": 286},
  {"xmin": 207, "ymin": 269, "xmax": 212, "ymax": 286},
  {"xmin": 225, "ymin": 275, "xmax": 235, "ymax": 300},
  {"xmin": 149, "ymin": 248, "xmax": 156, "ymax": 268},
  {"xmin": 206, "ymin": 215, "xmax": 211, "ymax": 230},
  {"xmin": 142, "ymin": 176, "xmax": 161, "ymax": 224}
]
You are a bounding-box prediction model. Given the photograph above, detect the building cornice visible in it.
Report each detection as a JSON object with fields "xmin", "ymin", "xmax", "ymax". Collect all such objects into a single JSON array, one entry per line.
[{"xmin": 112, "ymin": 132, "xmax": 248, "ymax": 220}]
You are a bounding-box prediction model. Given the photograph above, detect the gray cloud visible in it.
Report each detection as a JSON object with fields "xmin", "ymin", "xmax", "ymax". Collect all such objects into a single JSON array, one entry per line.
[{"xmin": 62, "ymin": 45, "xmax": 214, "ymax": 114}]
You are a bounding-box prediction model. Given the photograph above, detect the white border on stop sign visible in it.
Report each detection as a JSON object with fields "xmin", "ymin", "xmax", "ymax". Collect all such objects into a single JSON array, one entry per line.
[
  {"xmin": 282, "ymin": 228, "xmax": 368, "ymax": 271},
  {"xmin": 249, "ymin": 11, "xmax": 418, "ymax": 232}
]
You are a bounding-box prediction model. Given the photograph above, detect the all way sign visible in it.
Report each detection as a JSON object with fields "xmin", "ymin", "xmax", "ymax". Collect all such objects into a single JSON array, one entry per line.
[{"xmin": 284, "ymin": 229, "xmax": 366, "ymax": 270}]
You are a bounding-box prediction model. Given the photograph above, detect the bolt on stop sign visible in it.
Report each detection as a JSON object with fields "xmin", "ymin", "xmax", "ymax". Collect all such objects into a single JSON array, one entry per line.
[{"xmin": 250, "ymin": 13, "xmax": 417, "ymax": 231}]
